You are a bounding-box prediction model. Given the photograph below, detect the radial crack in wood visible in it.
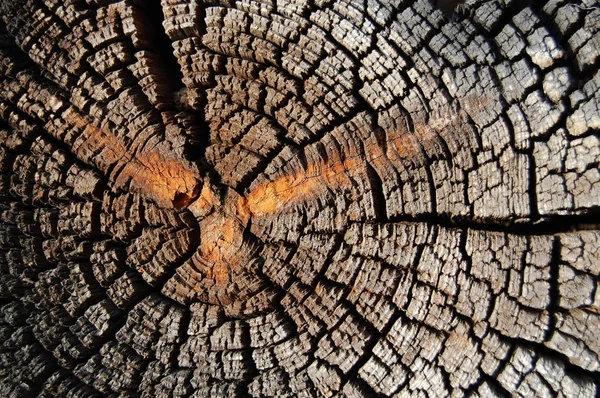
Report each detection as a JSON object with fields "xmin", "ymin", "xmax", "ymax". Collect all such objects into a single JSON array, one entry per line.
[{"xmin": 0, "ymin": 0, "xmax": 599, "ymax": 397}]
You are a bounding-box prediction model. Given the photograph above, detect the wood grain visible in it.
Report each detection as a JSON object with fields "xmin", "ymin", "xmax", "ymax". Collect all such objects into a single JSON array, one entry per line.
[{"xmin": 0, "ymin": 0, "xmax": 599, "ymax": 397}]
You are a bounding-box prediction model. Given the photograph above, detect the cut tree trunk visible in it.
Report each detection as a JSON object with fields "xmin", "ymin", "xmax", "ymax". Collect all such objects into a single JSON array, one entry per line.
[{"xmin": 0, "ymin": 0, "xmax": 599, "ymax": 396}]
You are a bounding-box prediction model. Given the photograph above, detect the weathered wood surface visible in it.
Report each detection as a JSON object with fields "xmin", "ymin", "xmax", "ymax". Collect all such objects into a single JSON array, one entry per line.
[{"xmin": 0, "ymin": 0, "xmax": 599, "ymax": 396}]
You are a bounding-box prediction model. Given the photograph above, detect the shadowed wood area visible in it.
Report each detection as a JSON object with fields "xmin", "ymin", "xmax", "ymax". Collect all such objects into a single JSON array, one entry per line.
[{"xmin": 0, "ymin": 0, "xmax": 599, "ymax": 396}]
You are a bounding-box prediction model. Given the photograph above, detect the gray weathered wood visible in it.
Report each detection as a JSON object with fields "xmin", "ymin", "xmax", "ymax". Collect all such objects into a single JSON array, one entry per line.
[{"xmin": 0, "ymin": 0, "xmax": 599, "ymax": 396}]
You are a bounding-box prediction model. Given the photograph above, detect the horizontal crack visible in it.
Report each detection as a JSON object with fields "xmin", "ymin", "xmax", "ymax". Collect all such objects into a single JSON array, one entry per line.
[{"xmin": 348, "ymin": 211, "xmax": 600, "ymax": 236}]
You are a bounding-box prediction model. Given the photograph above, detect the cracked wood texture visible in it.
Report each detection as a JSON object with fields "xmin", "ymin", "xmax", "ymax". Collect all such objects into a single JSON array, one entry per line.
[{"xmin": 0, "ymin": 0, "xmax": 599, "ymax": 396}]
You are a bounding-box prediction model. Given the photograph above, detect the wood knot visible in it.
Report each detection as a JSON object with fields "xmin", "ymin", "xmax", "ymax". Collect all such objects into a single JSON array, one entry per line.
[{"xmin": 172, "ymin": 182, "xmax": 201, "ymax": 209}]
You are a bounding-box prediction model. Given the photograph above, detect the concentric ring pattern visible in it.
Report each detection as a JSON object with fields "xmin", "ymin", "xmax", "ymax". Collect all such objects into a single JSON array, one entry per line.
[{"xmin": 0, "ymin": 0, "xmax": 599, "ymax": 396}]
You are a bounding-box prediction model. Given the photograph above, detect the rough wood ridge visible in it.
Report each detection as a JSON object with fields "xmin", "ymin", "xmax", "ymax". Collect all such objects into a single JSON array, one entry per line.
[{"xmin": 0, "ymin": 0, "xmax": 599, "ymax": 396}]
